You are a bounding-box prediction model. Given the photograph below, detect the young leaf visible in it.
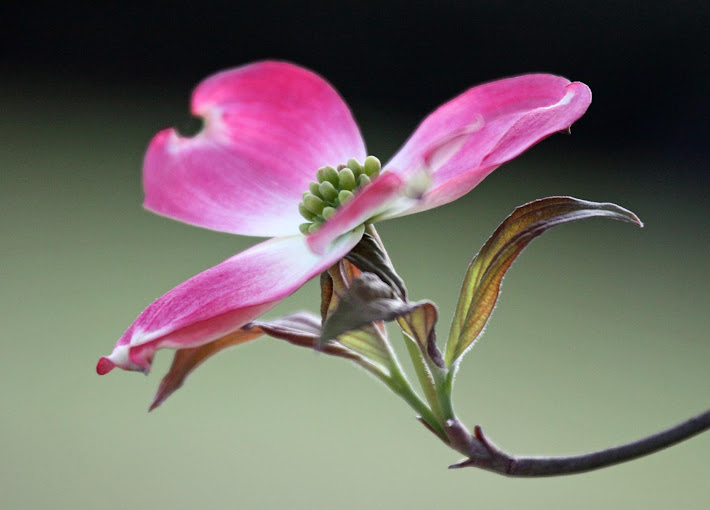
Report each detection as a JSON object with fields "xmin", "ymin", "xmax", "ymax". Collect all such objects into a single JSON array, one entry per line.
[
  {"xmin": 318, "ymin": 261, "xmax": 397, "ymax": 371},
  {"xmin": 345, "ymin": 233, "xmax": 408, "ymax": 299},
  {"xmin": 321, "ymin": 272, "xmax": 441, "ymax": 369},
  {"xmin": 336, "ymin": 325, "xmax": 393, "ymax": 370},
  {"xmin": 321, "ymin": 273, "xmax": 414, "ymax": 342},
  {"xmin": 320, "ymin": 271, "xmax": 334, "ymax": 323},
  {"xmin": 150, "ymin": 313, "xmax": 356, "ymax": 411},
  {"xmin": 444, "ymin": 196, "xmax": 643, "ymax": 366},
  {"xmin": 321, "ymin": 259, "xmax": 362, "ymax": 321},
  {"xmin": 398, "ymin": 302, "xmax": 445, "ymax": 368}
]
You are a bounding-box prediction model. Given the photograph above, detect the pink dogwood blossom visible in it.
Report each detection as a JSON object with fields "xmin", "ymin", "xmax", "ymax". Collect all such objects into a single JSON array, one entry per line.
[{"xmin": 96, "ymin": 61, "xmax": 591, "ymax": 376}]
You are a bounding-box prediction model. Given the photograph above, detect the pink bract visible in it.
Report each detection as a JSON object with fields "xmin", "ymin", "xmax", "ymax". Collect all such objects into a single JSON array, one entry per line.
[{"xmin": 97, "ymin": 60, "xmax": 591, "ymax": 376}]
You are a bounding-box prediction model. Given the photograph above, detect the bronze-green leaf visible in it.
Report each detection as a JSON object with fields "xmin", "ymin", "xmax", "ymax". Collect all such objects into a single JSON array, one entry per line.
[
  {"xmin": 336, "ymin": 325, "xmax": 392, "ymax": 370},
  {"xmin": 444, "ymin": 196, "xmax": 643, "ymax": 366},
  {"xmin": 149, "ymin": 313, "xmax": 356, "ymax": 411},
  {"xmin": 320, "ymin": 272, "xmax": 435, "ymax": 369},
  {"xmin": 345, "ymin": 232, "xmax": 407, "ymax": 299},
  {"xmin": 321, "ymin": 272, "xmax": 415, "ymax": 335},
  {"xmin": 398, "ymin": 301, "xmax": 445, "ymax": 368},
  {"xmin": 321, "ymin": 259, "xmax": 362, "ymax": 322}
]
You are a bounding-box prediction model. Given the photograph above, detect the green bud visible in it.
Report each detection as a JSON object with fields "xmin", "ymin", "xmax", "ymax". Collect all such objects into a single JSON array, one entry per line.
[
  {"xmin": 319, "ymin": 181, "xmax": 339, "ymax": 202},
  {"xmin": 303, "ymin": 193, "xmax": 326, "ymax": 215},
  {"xmin": 322, "ymin": 206, "xmax": 336, "ymax": 220},
  {"xmin": 299, "ymin": 203, "xmax": 316, "ymax": 221},
  {"xmin": 347, "ymin": 158, "xmax": 363, "ymax": 178},
  {"xmin": 338, "ymin": 189, "xmax": 354, "ymax": 204},
  {"xmin": 300, "ymin": 156, "xmax": 383, "ymax": 234},
  {"xmin": 338, "ymin": 168, "xmax": 356, "ymax": 190},
  {"xmin": 324, "ymin": 166, "xmax": 340, "ymax": 186},
  {"xmin": 363, "ymin": 155, "xmax": 381, "ymax": 177},
  {"xmin": 309, "ymin": 181, "xmax": 323, "ymax": 198},
  {"xmin": 357, "ymin": 174, "xmax": 371, "ymax": 188}
]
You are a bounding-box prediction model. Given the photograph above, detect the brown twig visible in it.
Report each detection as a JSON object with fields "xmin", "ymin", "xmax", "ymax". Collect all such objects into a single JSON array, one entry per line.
[{"xmin": 445, "ymin": 408, "xmax": 710, "ymax": 476}]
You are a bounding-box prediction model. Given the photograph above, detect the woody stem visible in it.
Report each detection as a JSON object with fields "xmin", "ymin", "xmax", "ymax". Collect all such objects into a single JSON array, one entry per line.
[{"xmin": 447, "ymin": 408, "xmax": 710, "ymax": 476}]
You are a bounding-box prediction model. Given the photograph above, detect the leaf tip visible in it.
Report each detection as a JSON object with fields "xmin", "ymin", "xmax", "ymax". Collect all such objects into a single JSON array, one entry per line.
[
  {"xmin": 148, "ymin": 381, "xmax": 175, "ymax": 412},
  {"xmin": 601, "ymin": 201, "xmax": 643, "ymax": 228}
]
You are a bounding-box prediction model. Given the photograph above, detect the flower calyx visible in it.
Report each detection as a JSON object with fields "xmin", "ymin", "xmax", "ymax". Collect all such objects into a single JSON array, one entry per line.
[{"xmin": 298, "ymin": 156, "xmax": 381, "ymax": 234}]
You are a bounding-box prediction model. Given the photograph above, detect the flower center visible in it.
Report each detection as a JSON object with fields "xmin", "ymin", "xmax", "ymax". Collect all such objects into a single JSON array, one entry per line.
[{"xmin": 298, "ymin": 156, "xmax": 381, "ymax": 234}]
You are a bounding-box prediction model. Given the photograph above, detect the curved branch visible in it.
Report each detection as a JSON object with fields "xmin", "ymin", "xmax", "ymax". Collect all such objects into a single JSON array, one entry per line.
[{"xmin": 447, "ymin": 408, "xmax": 710, "ymax": 476}]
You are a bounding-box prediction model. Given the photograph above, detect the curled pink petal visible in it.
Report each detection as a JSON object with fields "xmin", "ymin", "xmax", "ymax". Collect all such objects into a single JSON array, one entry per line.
[
  {"xmin": 97, "ymin": 230, "xmax": 363, "ymax": 374},
  {"xmin": 144, "ymin": 61, "xmax": 366, "ymax": 237},
  {"xmin": 384, "ymin": 75, "xmax": 592, "ymax": 216},
  {"xmin": 306, "ymin": 172, "xmax": 405, "ymax": 255}
]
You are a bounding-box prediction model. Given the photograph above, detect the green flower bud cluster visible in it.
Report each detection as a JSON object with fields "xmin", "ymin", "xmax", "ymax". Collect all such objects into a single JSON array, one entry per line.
[{"xmin": 298, "ymin": 156, "xmax": 381, "ymax": 234}]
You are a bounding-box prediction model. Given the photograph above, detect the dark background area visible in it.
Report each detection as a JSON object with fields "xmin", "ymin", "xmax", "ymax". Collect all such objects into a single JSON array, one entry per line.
[{"xmin": 3, "ymin": 1, "xmax": 708, "ymax": 156}]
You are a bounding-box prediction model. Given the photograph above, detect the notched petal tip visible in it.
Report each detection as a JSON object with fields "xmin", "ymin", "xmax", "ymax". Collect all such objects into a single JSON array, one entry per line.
[
  {"xmin": 96, "ymin": 356, "xmax": 115, "ymax": 375},
  {"xmin": 148, "ymin": 126, "xmax": 204, "ymax": 158},
  {"xmin": 174, "ymin": 115, "xmax": 206, "ymax": 139},
  {"xmin": 142, "ymin": 61, "xmax": 367, "ymax": 238}
]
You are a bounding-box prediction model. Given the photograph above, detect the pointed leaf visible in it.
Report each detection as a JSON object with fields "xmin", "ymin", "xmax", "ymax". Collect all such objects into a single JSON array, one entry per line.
[
  {"xmin": 321, "ymin": 259, "xmax": 363, "ymax": 322},
  {"xmin": 321, "ymin": 272, "xmax": 442, "ymax": 369},
  {"xmin": 345, "ymin": 233, "xmax": 408, "ymax": 299},
  {"xmin": 398, "ymin": 302, "xmax": 445, "ymax": 368},
  {"xmin": 321, "ymin": 273, "xmax": 418, "ymax": 343},
  {"xmin": 253, "ymin": 313, "xmax": 362, "ymax": 360},
  {"xmin": 320, "ymin": 271, "xmax": 334, "ymax": 323},
  {"xmin": 149, "ymin": 327, "xmax": 262, "ymax": 411},
  {"xmin": 320, "ymin": 273, "xmax": 403, "ymax": 369},
  {"xmin": 335, "ymin": 325, "xmax": 393, "ymax": 370},
  {"xmin": 445, "ymin": 196, "xmax": 643, "ymax": 366},
  {"xmin": 150, "ymin": 312, "xmax": 356, "ymax": 411},
  {"xmin": 318, "ymin": 262, "xmax": 397, "ymax": 369}
]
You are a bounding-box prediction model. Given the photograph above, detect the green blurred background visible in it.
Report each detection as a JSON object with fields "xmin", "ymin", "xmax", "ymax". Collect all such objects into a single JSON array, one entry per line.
[{"xmin": 2, "ymin": 2, "xmax": 708, "ymax": 509}]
